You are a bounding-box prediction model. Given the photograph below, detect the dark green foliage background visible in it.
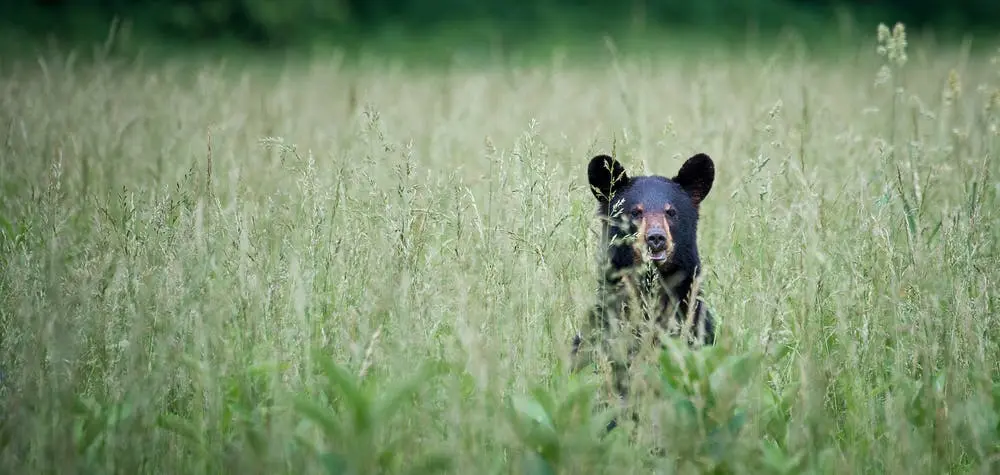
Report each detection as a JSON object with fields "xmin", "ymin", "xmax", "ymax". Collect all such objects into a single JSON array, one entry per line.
[{"xmin": 4, "ymin": 0, "xmax": 999, "ymax": 50}]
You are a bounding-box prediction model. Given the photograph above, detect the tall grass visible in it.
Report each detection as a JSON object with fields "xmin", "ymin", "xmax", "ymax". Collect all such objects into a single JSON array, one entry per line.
[{"xmin": 1, "ymin": 25, "xmax": 999, "ymax": 474}]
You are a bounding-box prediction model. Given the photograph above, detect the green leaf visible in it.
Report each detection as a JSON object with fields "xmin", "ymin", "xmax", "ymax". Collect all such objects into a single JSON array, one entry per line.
[
  {"xmin": 400, "ymin": 453, "xmax": 453, "ymax": 475},
  {"xmin": 73, "ymin": 406, "xmax": 105, "ymax": 456},
  {"xmin": 760, "ymin": 439, "xmax": 804, "ymax": 474},
  {"xmin": 320, "ymin": 451, "xmax": 349, "ymax": 475},
  {"xmin": 726, "ymin": 352, "xmax": 763, "ymax": 389},
  {"xmin": 530, "ymin": 386, "xmax": 558, "ymax": 423},
  {"xmin": 377, "ymin": 447, "xmax": 399, "ymax": 471},
  {"xmin": 727, "ymin": 409, "xmax": 747, "ymax": 436},
  {"xmin": 521, "ymin": 451, "xmax": 557, "ymax": 475},
  {"xmin": 372, "ymin": 363, "xmax": 435, "ymax": 424},
  {"xmin": 692, "ymin": 348, "xmax": 713, "ymax": 380},
  {"xmin": 673, "ymin": 398, "xmax": 699, "ymax": 427},
  {"xmin": 507, "ymin": 394, "xmax": 560, "ymax": 463},
  {"xmin": 780, "ymin": 382, "xmax": 800, "ymax": 409},
  {"xmin": 156, "ymin": 412, "xmax": 206, "ymax": 453},
  {"xmin": 925, "ymin": 218, "xmax": 943, "ymax": 244},
  {"xmin": 294, "ymin": 433, "xmax": 321, "ymax": 457},
  {"xmin": 554, "ymin": 379, "xmax": 599, "ymax": 428},
  {"xmin": 769, "ymin": 342, "xmax": 794, "ymax": 362},
  {"xmin": 313, "ymin": 351, "xmax": 371, "ymax": 433},
  {"xmin": 658, "ymin": 349, "xmax": 686, "ymax": 393},
  {"xmin": 511, "ymin": 395, "xmax": 555, "ymax": 432},
  {"xmin": 293, "ymin": 396, "xmax": 344, "ymax": 441},
  {"xmin": 933, "ymin": 372, "xmax": 946, "ymax": 395},
  {"xmin": 0, "ymin": 214, "xmax": 12, "ymax": 241},
  {"xmin": 706, "ymin": 426, "xmax": 732, "ymax": 463}
]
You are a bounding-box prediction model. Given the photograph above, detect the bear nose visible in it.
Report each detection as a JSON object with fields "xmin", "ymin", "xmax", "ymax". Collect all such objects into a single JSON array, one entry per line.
[{"xmin": 646, "ymin": 230, "xmax": 667, "ymax": 251}]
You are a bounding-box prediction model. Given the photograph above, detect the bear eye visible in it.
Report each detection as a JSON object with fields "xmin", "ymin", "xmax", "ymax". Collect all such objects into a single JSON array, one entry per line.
[
  {"xmin": 665, "ymin": 207, "xmax": 677, "ymax": 218},
  {"xmin": 629, "ymin": 208, "xmax": 643, "ymax": 219}
]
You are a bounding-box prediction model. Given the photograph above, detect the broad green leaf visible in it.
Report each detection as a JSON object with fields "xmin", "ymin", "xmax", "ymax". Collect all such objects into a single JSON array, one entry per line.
[
  {"xmin": 727, "ymin": 352, "xmax": 763, "ymax": 388},
  {"xmin": 658, "ymin": 350, "xmax": 685, "ymax": 392},
  {"xmin": 727, "ymin": 409, "xmax": 747, "ymax": 436},
  {"xmin": 781, "ymin": 382, "xmax": 800, "ymax": 408},
  {"xmin": 511, "ymin": 395, "xmax": 555, "ymax": 432},
  {"xmin": 372, "ymin": 363, "xmax": 436, "ymax": 423},
  {"xmin": 554, "ymin": 380, "xmax": 599, "ymax": 427},
  {"xmin": 760, "ymin": 439, "xmax": 804, "ymax": 474},
  {"xmin": 673, "ymin": 398, "xmax": 699, "ymax": 427},
  {"xmin": 293, "ymin": 396, "xmax": 344, "ymax": 441},
  {"xmin": 521, "ymin": 451, "xmax": 557, "ymax": 475},
  {"xmin": 313, "ymin": 351, "xmax": 371, "ymax": 433},
  {"xmin": 530, "ymin": 386, "xmax": 558, "ymax": 421},
  {"xmin": 507, "ymin": 395, "xmax": 560, "ymax": 463}
]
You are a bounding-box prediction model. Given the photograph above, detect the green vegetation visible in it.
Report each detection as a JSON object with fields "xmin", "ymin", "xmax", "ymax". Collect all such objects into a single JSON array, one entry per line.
[
  {"xmin": 6, "ymin": 0, "xmax": 1000, "ymax": 53},
  {"xmin": 2, "ymin": 21, "xmax": 1000, "ymax": 474}
]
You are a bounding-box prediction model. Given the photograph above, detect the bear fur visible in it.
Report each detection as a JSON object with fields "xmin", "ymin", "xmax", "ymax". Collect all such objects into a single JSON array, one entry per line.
[{"xmin": 571, "ymin": 152, "xmax": 718, "ymax": 429}]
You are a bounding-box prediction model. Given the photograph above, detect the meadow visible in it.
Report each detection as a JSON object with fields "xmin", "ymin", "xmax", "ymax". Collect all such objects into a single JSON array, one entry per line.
[{"xmin": 1, "ymin": 24, "xmax": 999, "ymax": 474}]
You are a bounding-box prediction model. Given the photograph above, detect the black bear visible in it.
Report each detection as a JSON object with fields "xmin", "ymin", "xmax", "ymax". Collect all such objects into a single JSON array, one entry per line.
[{"xmin": 571, "ymin": 152, "xmax": 717, "ymax": 430}]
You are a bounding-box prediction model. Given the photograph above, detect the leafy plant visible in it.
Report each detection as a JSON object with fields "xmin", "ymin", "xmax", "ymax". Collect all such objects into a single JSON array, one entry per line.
[
  {"xmin": 293, "ymin": 350, "xmax": 450, "ymax": 475},
  {"xmin": 652, "ymin": 338, "xmax": 764, "ymax": 472},
  {"xmin": 505, "ymin": 374, "xmax": 618, "ymax": 474}
]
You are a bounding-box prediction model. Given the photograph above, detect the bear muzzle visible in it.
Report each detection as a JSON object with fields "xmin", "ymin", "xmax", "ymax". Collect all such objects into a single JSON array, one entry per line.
[
  {"xmin": 645, "ymin": 228, "xmax": 670, "ymax": 262},
  {"xmin": 636, "ymin": 213, "xmax": 674, "ymax": 264}
]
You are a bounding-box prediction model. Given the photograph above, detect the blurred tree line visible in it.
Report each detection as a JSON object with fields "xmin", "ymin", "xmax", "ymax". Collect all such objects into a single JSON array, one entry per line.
[{"xmin": 5, "ymin": 0, "xmax": 999, "ymax": 48}]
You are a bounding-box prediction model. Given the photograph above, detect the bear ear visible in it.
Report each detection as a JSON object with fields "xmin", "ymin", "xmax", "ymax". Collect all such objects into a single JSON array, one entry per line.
[
  {"xmin": 587, "ymin": 154, "xmax": 630, "ymax": 202},
  {"xmin": 673, "ymin": 153, "xmax": 715, "ymax": 207}
]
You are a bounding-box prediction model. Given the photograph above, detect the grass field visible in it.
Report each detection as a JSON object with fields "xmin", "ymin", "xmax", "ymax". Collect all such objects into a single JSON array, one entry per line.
[{"xmin": 2, "ymin": 24, "xmax": 1000, "ymax": 474}]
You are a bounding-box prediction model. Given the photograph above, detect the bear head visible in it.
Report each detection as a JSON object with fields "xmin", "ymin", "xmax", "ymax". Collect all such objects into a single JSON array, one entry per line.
[{"xmin": 587, "ymin": 153, "xmax": 715, "ymax": 287}]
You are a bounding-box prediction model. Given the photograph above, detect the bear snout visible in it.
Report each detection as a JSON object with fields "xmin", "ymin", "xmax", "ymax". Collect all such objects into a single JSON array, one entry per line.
[{"xmin": 645, "ymin": 229, "xmax": 668, "ymax": 252}]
